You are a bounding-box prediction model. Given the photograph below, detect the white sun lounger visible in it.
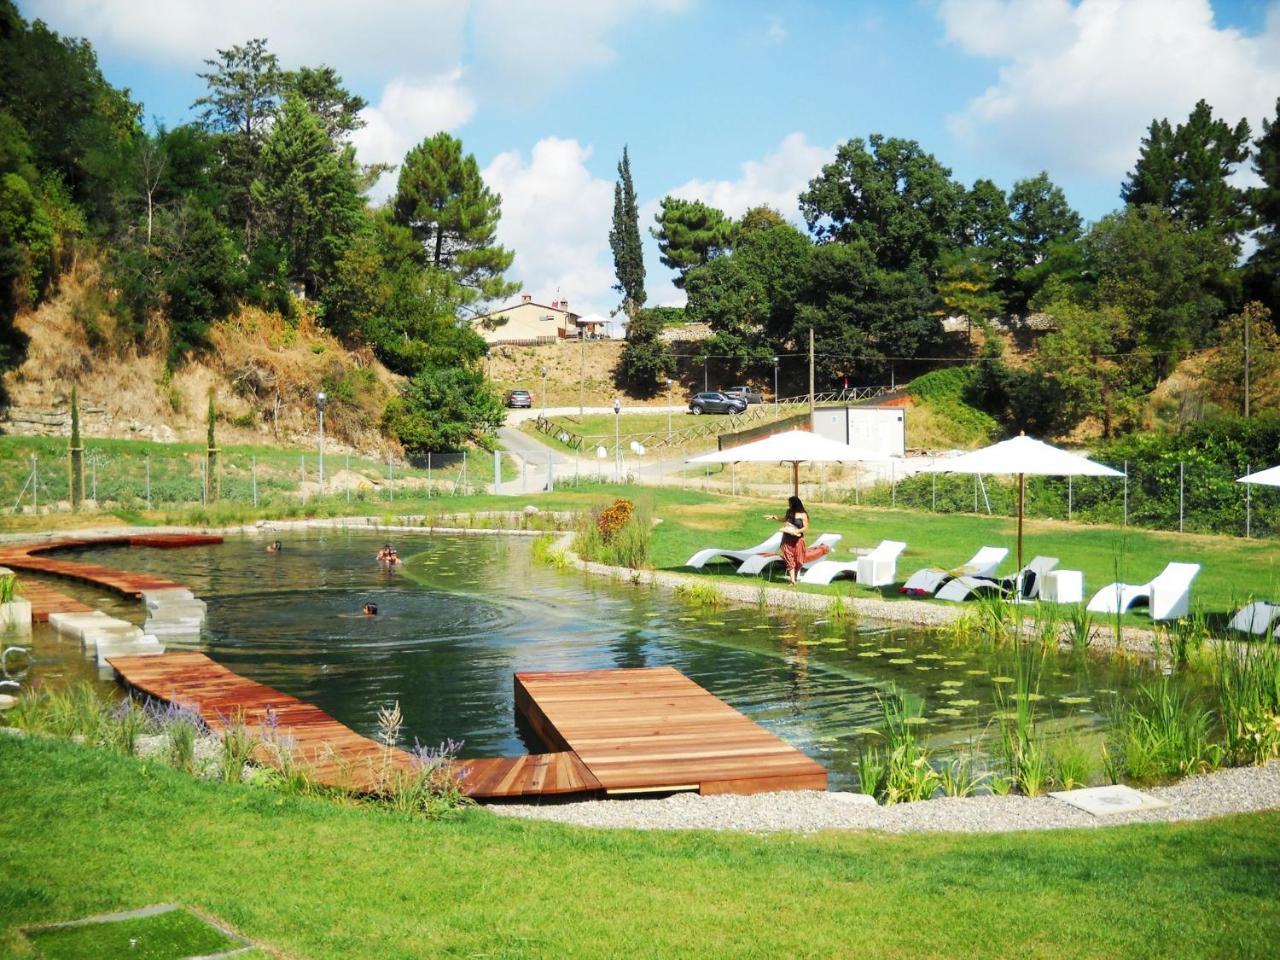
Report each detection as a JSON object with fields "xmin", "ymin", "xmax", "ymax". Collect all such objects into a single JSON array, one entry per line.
[
  {"xmin": 736, "ymin": 533, "xmax": 843, "ymax": 577},
  {"xmin": 685, "ymin": 531, "xmax": 784, "ymax": 569},
  {"xmin": 799, "ymin": 540, "xmax": 908, "ymax": 588},
  {"xmin": 935, "ymin": 556, "xmax": 1059, "ymax": 603},
  {"xmin": 1227, "ymin": 601, "xmax": 1280, "ymax": 637},
  {"xmin": 1086, "ymin": 562, "xmax": 1200, "ymax": 621},
  {"xmin": 899, "ymin": 546, "xmax": 1008, "ymax": 597}
]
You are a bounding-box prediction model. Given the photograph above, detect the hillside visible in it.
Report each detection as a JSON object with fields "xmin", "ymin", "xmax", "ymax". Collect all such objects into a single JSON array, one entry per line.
[{"xmin": 2, "ymin": 263, "xmax": 398, "ymax": 456}]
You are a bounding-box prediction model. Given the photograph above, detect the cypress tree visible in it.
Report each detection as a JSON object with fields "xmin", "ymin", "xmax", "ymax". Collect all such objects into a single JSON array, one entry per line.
[
  {"xmin": 68, "ymin": 385, "xmax": 83, "ymax": 510},
  {"xmin": 609, "ymin": 146, "xmax": 646, "ymax": 322}
]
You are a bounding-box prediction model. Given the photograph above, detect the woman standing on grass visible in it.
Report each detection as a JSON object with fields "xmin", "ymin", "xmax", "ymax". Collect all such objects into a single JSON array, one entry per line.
[{"xmin": 769, "ymin": 495, "xmax": 810, "ymax": 585}]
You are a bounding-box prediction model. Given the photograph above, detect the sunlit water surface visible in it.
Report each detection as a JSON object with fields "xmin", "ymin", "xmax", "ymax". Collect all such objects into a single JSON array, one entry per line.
[{"xmin": 22, "ymin": 531, "xmax": 1177, "ymax": 789}]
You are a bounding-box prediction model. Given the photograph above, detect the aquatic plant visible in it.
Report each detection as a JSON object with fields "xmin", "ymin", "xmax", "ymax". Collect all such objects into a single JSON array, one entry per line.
[
  {"xmin": 1065, "ymin": 604, "xmax": 1096, "ymax": 654},
  {"xmin": 975, "ymin": 593, "xmax": 1016, "ymax": 646},
  {"xmin": 1033, "ymin": 602, "xmax": 1061, "ymax": 651},
  {"xmin": 1214, "ymin": 641, "xmax": 1280, "ymax": 766},
  {"xmin": 992, "ymin": 644, "xmax": 1050, "ymax": 795},
  {"xmin": 1048, "ymin": 734, "xmax": 1095, "ymax": 790},
  {"xmin": 1108, "ymin": 679, "xmax": 1221, "ymax": 781},
  {"xmin": 858, "ymin": 693, "xmax": 940, "ymax": 805},
  {"xmin": 938, "ymin": 753, "xmax": 984, "ymax": 798},
  {"xmin": 0, "ymin": 573, "xmax": 21, "ymax": 604},
  {"xmin": 672, "ymin": 581, "xmax": 726, "ymax": 608},
  {"xmin": 530, "ymin": 534, "xmax": 572, "ymax": 571}
]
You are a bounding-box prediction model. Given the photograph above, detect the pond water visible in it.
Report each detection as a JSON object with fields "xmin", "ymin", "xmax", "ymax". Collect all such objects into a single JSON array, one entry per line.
[{"xmin": 22, "ymin": 531, "xmax": 1181, "ymax": 790}]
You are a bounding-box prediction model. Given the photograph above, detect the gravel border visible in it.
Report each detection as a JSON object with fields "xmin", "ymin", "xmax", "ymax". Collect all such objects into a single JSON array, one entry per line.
[{"xmin": 486, "ymin": 762, "xmax": 1280, "ymax": 834}]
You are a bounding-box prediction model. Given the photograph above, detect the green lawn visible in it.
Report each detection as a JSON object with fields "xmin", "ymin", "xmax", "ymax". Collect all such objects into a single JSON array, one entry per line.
[{"xmin": 2, "ymin": 735, "xmax": 1278, "ymax": 959}]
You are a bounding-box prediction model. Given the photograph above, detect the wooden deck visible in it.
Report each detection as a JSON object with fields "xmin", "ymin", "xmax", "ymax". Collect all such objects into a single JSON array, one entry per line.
[
  {"xmin": 108, "ymin": 652, "xmax": 601, "ymax": 799},
  {"xmin": 516, "ymin": 667, "xmax": 829, "ymax": 795}
]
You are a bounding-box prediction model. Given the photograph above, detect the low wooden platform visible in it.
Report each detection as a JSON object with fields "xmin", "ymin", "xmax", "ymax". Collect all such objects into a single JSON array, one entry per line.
[
  {"xmin": 516, "ymin": 667, "xmax": 829, "ymax": 795},
  {"xmin": 108, "ymin": 652, "xmax": 600, "ymax": 799}
]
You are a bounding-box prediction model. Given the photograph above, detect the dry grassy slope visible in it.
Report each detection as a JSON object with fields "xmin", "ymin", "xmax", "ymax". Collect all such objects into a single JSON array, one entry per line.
[{"xmin": 2, "ymin": 263, "xmax": 399, "ymax": 454}]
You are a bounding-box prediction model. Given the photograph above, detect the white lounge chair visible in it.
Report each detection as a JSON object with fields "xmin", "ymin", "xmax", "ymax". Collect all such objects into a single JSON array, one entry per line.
[
  {"xmin": 899, "ymin": 546, "xmax": 1008, "ymax": 597},
  {"xmin": 1086, "ymin": 562, "xmax": 1200, "ymax": 621},
  {"xmin": 736, "ymin": 533, "xmax": 843, "ymax": 577},
  {"xmin": 799, "ymin": 541, "xmax": 907, "ymax": 588},
  {"xmin": 935, "ymin": 556, "xmax": 1060, "ymax": 603},
  {"xmin": 1227, "ymin": 601, "xmax": 1280, "ymax": 637},
  {"xmin": 685, "ymin": 531, "xmax": 784, "ymax": 569}
]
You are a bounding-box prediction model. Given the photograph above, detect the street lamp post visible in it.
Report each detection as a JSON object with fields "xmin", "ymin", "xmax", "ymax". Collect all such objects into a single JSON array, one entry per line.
[
  {"xmin": 316, "ymin": 391, "xmax": 327, "ymax": 491},
  {"xmin": 703, "ymin": 357, "xmax": 708, "ymax": 393},
  {"xmin": 613, "ymin": 397, "xmax": 621, "ymax": 482},
  {"xmin": 666, "ymin": 378, "xmax": 674, "ymax": 439},
  {"xmin": 540, "ymin": 365, "xmax": 548, "ymax": 415},
  {"xmin": 773, "ymin": 356, "xmax": 779, "ymax": 415}
]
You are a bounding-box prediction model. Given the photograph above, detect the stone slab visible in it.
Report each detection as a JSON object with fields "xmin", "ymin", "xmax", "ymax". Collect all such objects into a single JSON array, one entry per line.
[{"xmin": 1048, "ymin": 784, "xmax": 1169, "ymax": 816}]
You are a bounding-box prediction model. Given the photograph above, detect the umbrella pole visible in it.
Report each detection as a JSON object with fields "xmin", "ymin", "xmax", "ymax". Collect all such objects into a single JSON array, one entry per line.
[
  {"xmin": 1017, "ymin": 472, "xmax": 1024, "ymax": 577},
  {"xmin": 792, "ymin": 461, "xmax": 799, "ymax": 498}
]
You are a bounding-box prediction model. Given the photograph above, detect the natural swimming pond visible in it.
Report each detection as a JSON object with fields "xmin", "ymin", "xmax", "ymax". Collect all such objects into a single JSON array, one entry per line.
[{"xmin": 23, "ymin": 531, "xmax": 1184, "ymax": 790}]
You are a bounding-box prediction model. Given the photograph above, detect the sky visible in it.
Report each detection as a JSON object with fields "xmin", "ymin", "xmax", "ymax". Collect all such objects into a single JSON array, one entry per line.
[{"xmin": 19, "ymin": 0, "xmax": 1280, "ymax": 322}]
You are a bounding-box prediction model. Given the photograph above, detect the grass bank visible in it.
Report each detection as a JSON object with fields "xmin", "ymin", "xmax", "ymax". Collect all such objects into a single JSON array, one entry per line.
[{"xmin": 2, "ymin": 735, "xmax": 1278, "ymax": 959}]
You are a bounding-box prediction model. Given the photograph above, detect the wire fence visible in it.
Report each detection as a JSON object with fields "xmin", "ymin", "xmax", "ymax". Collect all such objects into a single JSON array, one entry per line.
[{"xmin": 5, "ymin": 446, "xmax": 483, "ymax": 516}]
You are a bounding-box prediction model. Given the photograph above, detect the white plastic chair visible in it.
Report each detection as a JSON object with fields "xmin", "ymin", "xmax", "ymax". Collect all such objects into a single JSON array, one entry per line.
[
  {"xmin": 685, "ymin": 531, "xmax": 784, "ymax": 569},
  {"xmin": 799, "ymin": 541, "xmax": 907, "ymax": 588},
  {"xmin": 1086, "ymin": 562, "xmax": 1200, "ymax": 621},
  {"xmin": 899, "ymin": 546, "xmax": 1008, "ymax": 597},
  {"xmin": 736, "ymin": 533, "xmax": 843, "ymax": 577},
  {"xmin": 1227, "ymin": 601, "xmax": 1280, "ymax": 636},
  {"xmin": 935, "ymin": 556, "xmax": 1060, "ymax": 603}
]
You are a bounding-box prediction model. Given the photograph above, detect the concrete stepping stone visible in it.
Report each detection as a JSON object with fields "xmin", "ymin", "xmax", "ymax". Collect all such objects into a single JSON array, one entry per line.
[{"xmin": 1048, "ymin": 784, "xmax": 1169, "ymax": 816}]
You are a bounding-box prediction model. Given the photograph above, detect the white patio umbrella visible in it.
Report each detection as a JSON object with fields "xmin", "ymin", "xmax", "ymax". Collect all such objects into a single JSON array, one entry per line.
[
  {"xmin": 923, "ymin": 434, "xmax": 1123, "ymax": 573},
  {"xmin": 1238, "ymin": 464, "xmax": 1280, "ymax": 487},
  {"xmin": 686, "ymin": 429, "xmax": 884, "ymax": 496}
]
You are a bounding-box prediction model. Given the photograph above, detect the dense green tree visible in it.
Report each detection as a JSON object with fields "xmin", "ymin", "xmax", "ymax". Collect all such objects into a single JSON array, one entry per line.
[
  {"xmin": 609, "ymin": 145, "xmax": 646, "ymax": 318},
  {"xmin": 1206, "ymin": 302, "xmax": 1280, "ymax": 416},
  {"xmin": 617, "ymin": 308, "xmax": 674, "ymax": 394},
  {"xmin": 651, "ymin": 196, "xmax": 732, "ymax": 288},
  {"xmin": 252, "ymin": 94, "xmax": 362, "ymax": 295},
  {"xmin": 1246, "ymin": 97, "xmax": 1280, "ymax": 319},
  {"xmin": 799, "ymin": 134, "xmax": 964, "ymax": 273},
  {"xmin": 161, "ymin": 199, "xmax": 239, "ymax": 364},
  {"xmin": 1122, "ymin": 99, "xmax": 1251, "ymax": 240},
  {"xmin": 281, "ymin": 65, "xmax": 367, "ymax": 142},
  {"xmin": 392, "ymin": 132, "xmax": 517, "ymax": 309},
  {"xmin": 936, "ymin": 248, "xmax": 1004, "ymax": 348},
  {"xmin": 735, "ymin": 204, "xmax": 786, "ymax": 238},
  {"xmin": 958, "ymin": 178, "xmax": 1012, "ymax": 253},
  {"xmin": 383, "ymin": 364, "xmax": 504, "ymax": 453},
  {"xmin": 1086, "ymin": 204, "xmax": 1236, "ymax": 377},
  {"xmin": 1007, "ymin": 173, "xmax": 1081, "ymax": 268},
  {"xmin": 193, "ymin": 38, "xmax": 281, "ymax": 249}
]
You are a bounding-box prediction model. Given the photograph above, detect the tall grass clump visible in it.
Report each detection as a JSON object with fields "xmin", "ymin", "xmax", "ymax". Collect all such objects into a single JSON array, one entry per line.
[
  {"xmin": 1107, "ymin": 679, "xmax": 1221, "ymax": 782},
  {"xmin": 672, "ymin": 581, "xmax": 726, "ymax": 608},
  {"xmin": 857, "ymin": 692, "xmax": 939, "ymax": 804},
  {"xmin": 572, "ymin": 498, "xmax": 653, "ymax": 569},
  {"xmin": 530, "ymin": 534, "xmax": 572, "ymax": 571},
  {"xmin": 1065, "ymin": 604, "xmax": 1096, "ymax": 654},
  {"xmin": 383, "ymin": 739, "xmax": 473, "ymax": 819},
  {"xmin": 1214, "ymin": 641, "xmax": 1280, "ymax": 766},
  {"xmin": 992, "ymin": 644, "xmax": 1050, "ymax": 796},
  {"xmin": 218, "ymin": 711, "xmax": 257, "ymax": 784}
]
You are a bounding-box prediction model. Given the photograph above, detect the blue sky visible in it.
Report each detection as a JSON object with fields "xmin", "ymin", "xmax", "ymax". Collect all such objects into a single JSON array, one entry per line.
[{"xmin": 19, "ymin": 1, "xmax": 1280, "ymax": 318}]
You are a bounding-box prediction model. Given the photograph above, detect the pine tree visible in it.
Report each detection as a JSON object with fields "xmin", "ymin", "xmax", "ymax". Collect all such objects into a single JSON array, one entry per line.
[
  {"xmin": 609, "ymin": 146, "xmax": 646, "ymax": 321},
  {"xmin": 1246, "ymin": 96, "xmax": 1280, "ymax": 318},
  {"xmin": 651, "ymin": 196, "xmax": 732, "ymax": 288}
]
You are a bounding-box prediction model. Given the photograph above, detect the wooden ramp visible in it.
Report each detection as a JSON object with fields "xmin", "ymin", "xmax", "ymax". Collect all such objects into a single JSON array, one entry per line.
[
  {"xmin": 516, "ymin": 667, "xmax": 828, "ymax": 796},
  {"xmin": 108, "ymin": 652, "xmax": 600, "ymax": 800}
]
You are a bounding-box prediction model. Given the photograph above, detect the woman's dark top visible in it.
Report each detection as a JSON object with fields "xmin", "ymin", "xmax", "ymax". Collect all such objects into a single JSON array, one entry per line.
[{"xmin": 782, "ymin": 508, "xmax": 807, "ymax": 546}]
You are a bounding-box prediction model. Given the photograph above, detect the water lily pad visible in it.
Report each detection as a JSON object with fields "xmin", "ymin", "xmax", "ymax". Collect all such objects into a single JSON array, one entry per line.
[
  {"xmin": 678, "ymin": 617, "xmax": 697, "ymax": 622},
  {"xmin": 1014, "ymin": 692, "xmax": 1046, "ymax": 702},
  {"xmin": 857, "ymin": 651, "xmax": 882, "ymax": 658},
  {"xmin": 1058, "ymin": 695, "xmax": 1092, "ymax": 705},
  {"xmin": 853, "ymin": 726, "xmax": 879, "ymax": 736},
  {"xmin": 904, "ymin": 716, "xmax": 930, "ymax": 725},
  {"xmin": 888, "ymin": 657, "xmax": 914, "ymax": 665},
  {"xmin": 737, "ymin": 627, "xmax": 754, "ymax": 633},
  {"xmin": 707, "ymin": 620, "xmax": 726, "ymax": 626},
  {"xmin": 993, "ymin": 710, "xmax": 1019, "ymax": 721},
  {"xmin": 797, "ymin": 639, "xmax": 822, "ymax": 646},
  {"xmin": 917, "ymin": 653, "xmax": 946, "ymax": 660},
  {"xmin": 1096, "ymin": 688, "xmax": 1118, "ymax": 695},
  {"xmin": 934, "ymin": 708, "xmax": 962, "ymax": 717},
  {"xmin": 936, "ymin": 687, "xmax": 959, "ymax": 697},
  {"xmin": 882, "ymin": 647, "xmax": 906, "ymax": 654},
  {"xmin": 915, "ymin": 666, "xmax": 933, "ymax": 672},
  {"xmin": 991, "ymin": 676, "xmax": 1015, "ymax": 684},
  {"xmin": 951, "ymin": 699, "xmax": 980, "ymax": 707},
  {"xmin": 944, "ymin": 660, "xmax": 966, "ymax": 667},
  {"xmin": 857, "ymin": 642, "xmax": 874, "ymax": 647},
  {"xmin": 822, "ymin": 637, "xmax": 845, "ymax": 645},
  {"xmin": 965, "ymin": 669, "xmax": 989, "ymax": 676}
]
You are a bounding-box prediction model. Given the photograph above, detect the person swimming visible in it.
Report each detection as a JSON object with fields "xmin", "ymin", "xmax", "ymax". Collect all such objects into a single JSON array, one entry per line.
[
  {"xmin": 376, "ymin": 544, "xmax": 401, "ymax": 564},
  {"xmin": 266, "ymin": 540, "xmax": 283, "ymax": 553},
  {"xmin": 362, "ymin": 602, "xmax": 378, "ymax": 616}
]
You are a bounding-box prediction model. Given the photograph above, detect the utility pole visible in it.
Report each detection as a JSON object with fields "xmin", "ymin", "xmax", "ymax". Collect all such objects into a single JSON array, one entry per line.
[
  {"xmin": 579, "ymin": 330, "xmax": 585, "ymax": 417},
  {"xmin": 1244, "ymin": 306, "xmax": 1251, "ymax": 418},
  {"xmin": 808, "ymin": 328, "xmax": 815, "ymax": 415}
]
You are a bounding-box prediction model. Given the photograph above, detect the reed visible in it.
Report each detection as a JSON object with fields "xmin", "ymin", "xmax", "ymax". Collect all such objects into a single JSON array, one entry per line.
[
  {"xmin": 218, "ymin": 711, "xmax": 257, "ymax": 784},
  {"xmin": 1214, "ymin": 641, "xmax": 1280, "ymax": 766},
  {"xmin": 1065, "ymin": 603, "xmax": 1096, "ymax": 654},
  {"xmin": 992, "ymin": 643, "xmax": 1051, "ymax": 795},
  {"xmin": 860, "ymin": 692, "xmax": 940, "ymax": 805},
  {"xmin": 1108, "ymin": 679, "xmax": 1221, "ymax": 781},
  {"xmin": 1048, "ymin": 734, "xmax": 1095, "ymax": 790},
  {"xmin": 672, "ymin": 581, "xmax": 727, "ymax": 608}
]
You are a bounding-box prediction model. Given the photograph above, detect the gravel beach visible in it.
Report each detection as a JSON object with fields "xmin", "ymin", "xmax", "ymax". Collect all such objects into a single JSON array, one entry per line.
[{"xmin": 487, "ymin": 763, "xmax": 1280, "ymax": 834}]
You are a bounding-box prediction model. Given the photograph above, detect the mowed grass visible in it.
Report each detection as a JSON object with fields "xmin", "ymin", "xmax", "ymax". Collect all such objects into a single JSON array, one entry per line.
[{"xmin": 2, "ymin": 735, "xmax": 1279, "ymax": 959}]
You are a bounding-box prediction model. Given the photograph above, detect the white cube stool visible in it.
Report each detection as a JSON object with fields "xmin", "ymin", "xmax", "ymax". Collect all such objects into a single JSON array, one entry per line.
[{"xmin": 1043, "ymin": 569, "xmax": 1083, "ymax": 604}]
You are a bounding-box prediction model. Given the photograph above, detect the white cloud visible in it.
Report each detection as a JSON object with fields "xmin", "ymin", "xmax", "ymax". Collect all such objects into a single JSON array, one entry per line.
[
  {"xmin": 941, "ymin": 0, "xmax": 1280, "ymax": 180},
  {"xmin": 353, "ymin": 71, "xmax": 477, "ymax": 197},
  {"xmin": 482, "ymin": 137, "xmax": 617, "ymax": 319},
  {"xmin": 23, "ymin": 0, "xmax": 469, "ymax": 73}
]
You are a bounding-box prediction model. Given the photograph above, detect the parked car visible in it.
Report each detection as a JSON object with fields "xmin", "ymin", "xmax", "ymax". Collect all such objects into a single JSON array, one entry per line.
[
  {"xmin": 504, "ymin": 389, "xmax": 533, "ymax": 409},
  {"xmin": 722, "ymin": 385, "xmax": 763, "ymax": 404},
  {"xmin": 689, "ymin": 391, "xmax": 747, "ymax": 415}
]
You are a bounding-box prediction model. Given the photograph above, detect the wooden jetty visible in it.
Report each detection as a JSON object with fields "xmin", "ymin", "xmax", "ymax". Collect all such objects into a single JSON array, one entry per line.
[{"xmin": 109, "ymin": 653, "xmax": 827, "ymax": 800}]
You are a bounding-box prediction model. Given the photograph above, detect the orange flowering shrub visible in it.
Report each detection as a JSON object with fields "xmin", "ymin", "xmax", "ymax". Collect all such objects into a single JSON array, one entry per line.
[{"xmin": 595, "ymin": 498, "xmax": 635, "ymax": 543}]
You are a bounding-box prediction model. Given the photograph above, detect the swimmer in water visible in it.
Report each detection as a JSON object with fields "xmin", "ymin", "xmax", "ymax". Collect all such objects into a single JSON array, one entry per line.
[
  {"xmin": 362, "ymin": 602, "xmax": 378, "ymax": 616},
  {"xmin": 376, "ymin": 544, "xmax": 401, "ymax": 564},
  {"xmin": 266, "ymin": 540, "xmax": 283, "ymax": 553}
]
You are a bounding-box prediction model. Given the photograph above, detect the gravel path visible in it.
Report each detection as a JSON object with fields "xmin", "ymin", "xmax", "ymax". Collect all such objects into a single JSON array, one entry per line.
[{"xmin": 486, "ymin": 763, "xmax": 1280, "ymax": 834}]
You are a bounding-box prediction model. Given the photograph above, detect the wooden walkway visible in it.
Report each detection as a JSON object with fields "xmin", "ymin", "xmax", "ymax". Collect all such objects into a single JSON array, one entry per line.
[
  {"xmin": 109, "ymin": 653, "xmax": 826, "ymax": 800},
  {"xmin": 0, "ymin": 534, "xmax": 222, "ymax": 619},
  {"xmin": 108, "ymin": 652, "xmax": 600, "ymax": 799},
  {"xmin": 517, "ymin": 667, "xmax": 828, "ymax": 795}
]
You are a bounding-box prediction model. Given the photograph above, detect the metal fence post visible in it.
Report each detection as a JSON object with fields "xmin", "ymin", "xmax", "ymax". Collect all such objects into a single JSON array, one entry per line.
[
  {"xmin": 973, "ymin": 473, "xmax": 978, "ymax": 513},
  {"xmin": 462, "ymin": 450, "xmax": 468, "ymax": 492},
  {"xmin": 1067, "ymin": 475, "xmax": 1073, "ymax": 521},
  {"xmin": 730, "ymin": 462, "xmax": 736, "ymax": 496},
  {"xmin": 252, "ymin": 455, "xmax": 258, "ymax": 508},
  {"xmin": 931, "ymin": 464, "xmax": 936, "ymax": 512},
  {"xmin": 346, "ymin": 453, "xmax": 351, "ymax": 504},
  {"xmin": 427, "ymin": 453, "xmax": 432, "ymax": 499},
  {"xmin": 1123, "ymin": 460, "xmax": 1128, "ymax": 526},
  {"xmin": 388, "ymin": 457, "xmax": 394, "ymax": 501},
  {"xmin": 891, "ymin": 460, "xmax": 896, "ymax": 508},
  {"xmin": 1179, "ymin": 460, "xmax": 1185, "ymax": 533},
  {"xmin": 1246, "ymin": 461, "xmax": 1252, "ymax": 538},
  {"xmin": 31, "ymin": 454, "xmax": 37, "ymax": 513}
]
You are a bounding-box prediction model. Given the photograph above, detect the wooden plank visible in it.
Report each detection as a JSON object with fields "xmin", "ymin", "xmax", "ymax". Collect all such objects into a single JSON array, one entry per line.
[{"xmin": 515, "ymin": 667, "xmax": 827, "ymax": 797}]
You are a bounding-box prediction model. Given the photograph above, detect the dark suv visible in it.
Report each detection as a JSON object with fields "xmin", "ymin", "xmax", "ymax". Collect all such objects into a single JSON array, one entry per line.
[
  {"xmin": 689, "ymin": 391, "xmax": 747, "ymax": 415},
  {"xmin": 722, "ymin": 385, "xmax": 763, "ymax": 404},
  {"xmin": 504, "ymin": 389, "xmax": 533, "ymax": 409}
]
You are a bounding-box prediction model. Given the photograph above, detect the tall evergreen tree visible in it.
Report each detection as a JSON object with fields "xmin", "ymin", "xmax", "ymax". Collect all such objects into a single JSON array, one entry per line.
[
  {"xmin": 280, "ymin": 65, "xmax": 367, "ymax": 142},
  {"xmin": 392, "ymin": 132, "xmax": 516, "ymax": 309},
  {"xmin": 1246, "ymin": 96, "xmax": 1280, "ymax": 319},
  {"xmin": 609, "ymin": 145, "xmax": 646, "ymax": 320},
  {"xmin": 1121, "ymin": 99, "xmax": 1252, "ymax": 241},
  {"xmin": 651, "ymin": 196, "xmax": 732, "ymax": 288}
]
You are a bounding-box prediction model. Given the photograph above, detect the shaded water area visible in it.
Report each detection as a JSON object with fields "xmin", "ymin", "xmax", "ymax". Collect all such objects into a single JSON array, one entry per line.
[{"xmin": 21, "ymin": 531, "xmax": 1187, "ymax": 790}]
